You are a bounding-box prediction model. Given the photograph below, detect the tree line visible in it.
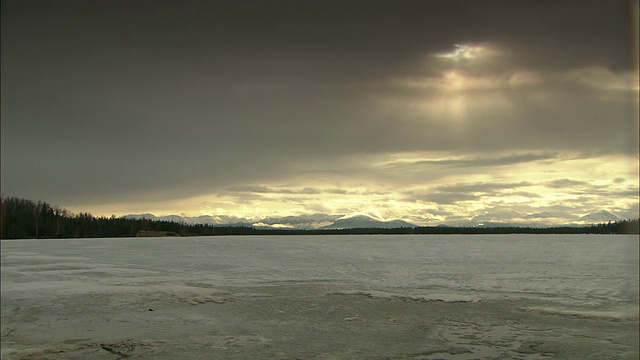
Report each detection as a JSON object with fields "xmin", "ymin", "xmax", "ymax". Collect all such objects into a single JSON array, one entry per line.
[{"xmin": 1, "ymin": 196, "xmax": 638, "ymax": 239}]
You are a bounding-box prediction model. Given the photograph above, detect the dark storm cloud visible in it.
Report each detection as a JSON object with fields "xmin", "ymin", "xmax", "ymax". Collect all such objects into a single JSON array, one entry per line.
[
  {"xmin": 404, "ymin": 181, "xmax": 533, "ymax": 205},
  {"xmin": 225, "ymin": 185, "xmax": 384, "ymax": 197},
  {"xmin": 616, "ymin": 188, "xmax": 640, "ymax": 198},
  {"xmin": 413, "ymin": 192, "xmax": 481, "ymax": 205},
  {"xmin": 1, "ymin": 0, "xmax": 636, "ymax": 209},
  {"xmin": 543, "ymin": 179, "xmax": 635, "ymax": 197},
  {"xmin": 227, "ymin": 185, "xmax": 323, "ymax": 195},
  {"xmin": 545, "ymin": 179, "xmax": 591, "ymax": 189}
]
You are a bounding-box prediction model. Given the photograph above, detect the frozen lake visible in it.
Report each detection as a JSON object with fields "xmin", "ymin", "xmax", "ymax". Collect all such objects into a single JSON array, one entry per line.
[{"xmin": 2, "ymin": 234, "xmax": 638, "ymax": 359}]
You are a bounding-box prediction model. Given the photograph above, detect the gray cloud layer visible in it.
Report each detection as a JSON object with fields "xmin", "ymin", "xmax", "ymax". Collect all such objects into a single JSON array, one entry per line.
[{"xmin": 1, "ymin": 0, "xmax": 637, "ymax": 212}]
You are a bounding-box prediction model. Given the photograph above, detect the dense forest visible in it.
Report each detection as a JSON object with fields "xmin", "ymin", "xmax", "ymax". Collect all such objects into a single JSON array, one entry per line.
[{"xmin": 1, "ymin": 196, "xmax": 638, "ymax": 239}]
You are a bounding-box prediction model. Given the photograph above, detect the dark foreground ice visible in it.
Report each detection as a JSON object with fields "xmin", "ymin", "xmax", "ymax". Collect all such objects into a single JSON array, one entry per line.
[{"xmin": 1, "ymin": 234, "xmax": 638, "ymax": 359}]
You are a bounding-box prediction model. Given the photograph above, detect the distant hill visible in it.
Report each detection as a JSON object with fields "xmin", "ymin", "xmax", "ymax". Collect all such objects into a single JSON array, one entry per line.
[{"xmin": 321, "ymin": 215, "xmax": 416, "ymax": 229}]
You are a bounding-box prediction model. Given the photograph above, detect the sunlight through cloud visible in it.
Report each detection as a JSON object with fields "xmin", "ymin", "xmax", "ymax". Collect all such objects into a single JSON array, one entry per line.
[{"xmin": 434, "ymin": 43, "xmax": 498, "ymax": 61}]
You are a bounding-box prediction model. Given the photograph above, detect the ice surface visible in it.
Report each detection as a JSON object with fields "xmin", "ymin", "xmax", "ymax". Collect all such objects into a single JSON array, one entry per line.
[
  {"xmin": 2, "ymin": 234, "xmax": 637, "ymax": 315},
  {"xmin": 1, "ymin": 234, "xmax": 638, "ymax": 359}
]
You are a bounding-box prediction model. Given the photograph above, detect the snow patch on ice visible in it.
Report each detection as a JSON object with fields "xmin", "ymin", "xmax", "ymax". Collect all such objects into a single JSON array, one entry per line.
[
  {"xmin": 517, "ymin": 306, "xmax": 639, "ymax": 321},
  {"xmin": 330, "ymin": 289, "xmax": 481, "ymax": 303}
]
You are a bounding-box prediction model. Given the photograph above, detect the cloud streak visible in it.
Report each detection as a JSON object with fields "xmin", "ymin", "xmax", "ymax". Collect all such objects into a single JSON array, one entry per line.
[{"xmin": 378, "ymin": 153, "xmax": 558, "ymax": 170}]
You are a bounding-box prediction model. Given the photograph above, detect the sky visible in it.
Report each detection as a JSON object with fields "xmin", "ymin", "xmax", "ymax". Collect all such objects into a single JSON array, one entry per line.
[{"xmin": 2, "ymin": 0, "xmax": 639, "ymax": 227}]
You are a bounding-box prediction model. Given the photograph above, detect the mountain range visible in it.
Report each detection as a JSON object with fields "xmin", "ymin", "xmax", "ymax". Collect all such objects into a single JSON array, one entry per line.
[
  {"xmin": 123, "ymin": 210, "xmax": 624, "ymax": 229},
  {"xmin": 123, "ymin": 213, "xmax": 415, "ymax": 229}
]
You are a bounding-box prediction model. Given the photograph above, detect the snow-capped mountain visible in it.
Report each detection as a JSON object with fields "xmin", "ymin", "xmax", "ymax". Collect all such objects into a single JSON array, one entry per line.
[
  {"xmin": 123, "ymin": 214, "xmax": 159, "ymax": 220},
  {"xmin": 255, "ymin": 214, "xmax": 343, "ymax": 229},
  {"xmin": 186, "ymin": 215, "xmax": 220, "ymax": 225},
  {"xmin": 124, "ymin": 214, "xmax": 191, "ymax": 223},
  {"xmin": 321, "ymin": 215, "xmax": 416, "ymax": 229},
  {"xmin": 122, "ymin": 214, "xmax": 252, "ymax": 226},
  {"xmin": 580, "ymin": 210, "xmax": 621, "ymax": 223},
  {"xmin": 525, "ymin": 211, "xmax": 555, "ymax": 219}
]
